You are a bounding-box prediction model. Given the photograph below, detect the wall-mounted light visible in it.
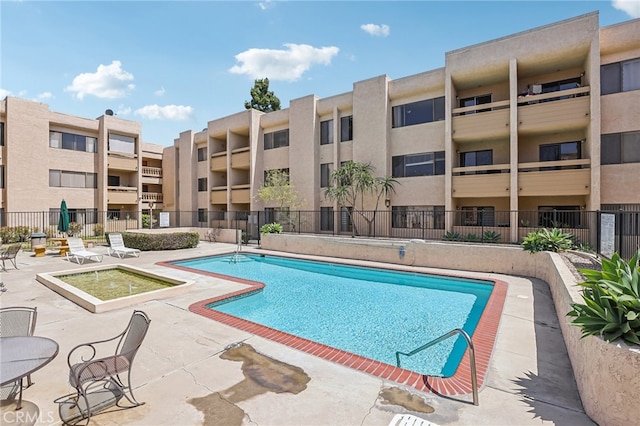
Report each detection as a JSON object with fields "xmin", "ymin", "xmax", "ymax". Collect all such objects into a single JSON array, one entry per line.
[{"xmin": 385, "ymin": 199, "xmax": 391, "ymax": 208}]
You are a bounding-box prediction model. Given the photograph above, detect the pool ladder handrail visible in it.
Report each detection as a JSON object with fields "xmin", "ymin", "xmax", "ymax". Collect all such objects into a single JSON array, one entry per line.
[
  {"xmin": 395, "ymin": 328, "xmax": 478, "ymax": 406},
  {"xmin": 230, "ymin": 241, "xmax": 242, "ymax": 264}
]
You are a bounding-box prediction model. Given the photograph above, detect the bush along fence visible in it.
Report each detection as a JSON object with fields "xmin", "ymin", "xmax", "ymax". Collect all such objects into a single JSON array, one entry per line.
[{"xmin": 1, "ymin": 209, "xmax": 638, "ymax": 259}]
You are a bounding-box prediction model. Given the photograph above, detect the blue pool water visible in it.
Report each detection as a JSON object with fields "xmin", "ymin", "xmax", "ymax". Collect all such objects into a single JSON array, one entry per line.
[{"xmin": 174, "ymin": 254, "xmax": 493, "ymax": 376}]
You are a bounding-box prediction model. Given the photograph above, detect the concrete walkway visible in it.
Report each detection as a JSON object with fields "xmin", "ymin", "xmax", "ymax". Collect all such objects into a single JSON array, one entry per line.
[{"xmin": 0, "ymin": 241, "xmax": 594, "ymax": 425}]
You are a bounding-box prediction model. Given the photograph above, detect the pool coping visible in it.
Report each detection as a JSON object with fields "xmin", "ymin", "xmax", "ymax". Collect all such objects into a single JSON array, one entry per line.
[{"xmin": 159, "ymin": 252, "xmax": 507, "ymax": 399}]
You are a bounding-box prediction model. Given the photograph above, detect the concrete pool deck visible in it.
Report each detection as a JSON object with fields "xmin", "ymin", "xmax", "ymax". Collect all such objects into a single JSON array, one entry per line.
[{"xmin": 0, "ymin": 241, "xmax": 594, "ymax": 425}]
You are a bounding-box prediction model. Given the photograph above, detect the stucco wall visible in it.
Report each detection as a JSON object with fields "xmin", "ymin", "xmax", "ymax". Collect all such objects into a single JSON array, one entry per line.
[{"xmin": 260, "ymin": 233, "xmax": 640, "ymax": 426}]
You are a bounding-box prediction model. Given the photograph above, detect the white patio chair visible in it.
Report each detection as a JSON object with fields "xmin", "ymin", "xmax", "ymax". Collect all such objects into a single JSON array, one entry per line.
[
  {"xmin": 107, "ymin": 233, "xmax": 140, "ymax": 258},
  {"xmin": 66, "ymin": 238, "xmax": 103, "ymax": 264}
]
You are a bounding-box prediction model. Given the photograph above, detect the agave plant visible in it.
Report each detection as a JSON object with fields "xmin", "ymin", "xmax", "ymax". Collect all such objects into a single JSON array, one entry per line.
[
  {"xmin": 522, "ymin": 228, "xmax": 573, "ymax": 253},
  {"xmin": 442, "ymin": 231, "xmax": 461, "ymax": 241},
  {"xmin": 567, "ymin": 250, "xmax": 640, "ymax": 346},
  {"xmin": 482, "ymin": 230, "xmax": 501, "ymax": 243}
]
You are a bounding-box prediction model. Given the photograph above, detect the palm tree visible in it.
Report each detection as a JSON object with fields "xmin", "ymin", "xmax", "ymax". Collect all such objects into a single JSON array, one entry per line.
[{"xmin": 324, "ymin": 161, "xmax": 398, "ymax": 237}]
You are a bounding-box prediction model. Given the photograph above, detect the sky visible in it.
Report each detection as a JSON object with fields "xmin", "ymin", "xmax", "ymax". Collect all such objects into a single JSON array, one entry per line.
[{"xmin": 1, "ymin": 1, "xmax": 638, "ymax": 146}]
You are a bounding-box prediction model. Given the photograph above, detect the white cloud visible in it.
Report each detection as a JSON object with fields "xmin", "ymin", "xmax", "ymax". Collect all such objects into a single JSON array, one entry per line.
[
  {"xmin": 360, "ymin": 23, "xmax": 390, "ymax": 37},
  {"xmin": 0, "ymin": 88, "xmax": 11, "ymax": 99},
  {"xmin": 134, "ymin": 104, "xmax": 193, "ymax": 121},
  {"xmin": 612, "ymin": 0, "xmax": 640, "ymax": 18},
  {"xmin": 257, "ymin": 0, "xmax": 275, "ymax": 11},
  {"xmin": 117, "ymin": 105, "xmax": 132, "ymax": 115},
  {"xmin": 154, "ymin": 87, "xmax": 165, "ymax": 97},
  {"xmin": 37, "ymin": 92, "xmax": 53, "ymax": 100},
  {"xmin": 229, "ymin": 43, "xmax": 340, "ymax": 82},
  {"xmin": 65, "ymin": 60, "xmax": 135, "ymax": 100}
]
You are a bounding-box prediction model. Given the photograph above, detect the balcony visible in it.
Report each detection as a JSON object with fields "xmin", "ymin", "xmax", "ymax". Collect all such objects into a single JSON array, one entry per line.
[
  {"xmin": 107, "ymin": 186, "xmax": 138, "ymax": 204},
  {"xmin": 452, "ymin": 164, "xmax": 511, "ymax": 198},
  {"xmin": 231, "ymin": 147, "xmax": 250, "ymax": 170},
  {"xmin": 518, "ymin": 159, "xmax": 591, "ymax": 196},
  {"xmin": 142, "ymin": 166, "xmax": 162, "ymax": 178},
  {"xmin": 107, "ymin": 154, "xmax": 138, "ymax": 171},
  {"xmin": 452, "ymin": 100, "xmax": 510, "ymax": 142},
  {"xmin": 517, "ymin": 87, "xmax": 590, "ymax": 134},
  {"xmin": 141, "ymin": 192, "xmax": 163, "ymax": 203},
  {"xmin": 231, "ymin": 184, "xmax": 250, "ymax": 204},
  {"xmin": 211, "ymin": 152, "xmax": 227, "ymax": 172},
  {"xmin": 211, "ymin": 186, "xmax": 227, "ymax": 205}
]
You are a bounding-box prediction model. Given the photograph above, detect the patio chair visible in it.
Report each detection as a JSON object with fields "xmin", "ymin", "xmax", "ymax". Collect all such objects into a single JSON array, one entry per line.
[
  {"xmin": 0, "ymin": 243, "xmax": 22, "ymax": 271},
  {"xmin": 107, "ymin": 233, "xmax": 140, "ymax": 258},
  {"xmin": 61, "ymin": 310, "xmax": 151, "ymax": 425},
  {"xmin": 388, "ymin": 413, "xmax": 439, "ymax": 426},
  {"xmin": 66, "ymin": 238, "xmax": 103, "ymax": 264},
  {"xmin": 0, "ymin": 306, "xmax": 38, "ymax": 401}
]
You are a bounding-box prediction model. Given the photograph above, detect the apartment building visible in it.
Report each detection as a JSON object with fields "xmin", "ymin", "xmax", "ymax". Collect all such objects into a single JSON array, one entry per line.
[
  {"xmin": 0, "ymin": 97, "xmax": 164, "ymax": 233},
  {"xmin": 164, "ymin": 13, "xmax": 639, "ymax": 243}
]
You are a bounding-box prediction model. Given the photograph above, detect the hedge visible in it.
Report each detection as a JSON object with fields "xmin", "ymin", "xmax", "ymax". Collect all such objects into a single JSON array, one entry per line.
[{"xmin": 108, "ymin": 232, "xmax": 200, "ymax": 251}]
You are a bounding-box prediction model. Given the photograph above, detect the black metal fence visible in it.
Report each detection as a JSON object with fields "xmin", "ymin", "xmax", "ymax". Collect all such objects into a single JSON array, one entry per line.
[{"xmin": 1, "ymin": 208, "xmax": 638, "ymax": 259}]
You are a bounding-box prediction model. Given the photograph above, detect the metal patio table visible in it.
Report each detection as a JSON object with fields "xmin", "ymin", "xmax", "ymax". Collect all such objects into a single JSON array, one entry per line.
[{"xmin": 0, "ymin": 336, "xmax": 59, "ymax": 410}]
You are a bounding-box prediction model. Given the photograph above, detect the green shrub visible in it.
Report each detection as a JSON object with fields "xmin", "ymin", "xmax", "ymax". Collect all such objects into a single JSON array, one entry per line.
[
  {"xmin": 67, "ymin": 222, "xmax": 83, "ymax": 237},
  {"xmin": 0, "ymin": 226, "xmax": 37, "ymax": 243},
  {"xmin": 118, "ymin": 232, "xmax": 199, "ymax": 251},
  {"xmin": 141, "ymin": 214, "xmax": 151, "ymax": 229},
  {"xmin": 93, "ymin": 223, "xmax": 105, "ymax": 237},
  {"xmin": 482, "ymin": 230, "xmax": 501, "ymax": 243},
  {"xmin": 260, "ymin": 222, "xmax": 283, "ymax": 234},
  {"xmin": 463, "ymin": 233, "xmax": 480, "ymax": 242},
  {"xmin": 442, "ymin": 231, "xmax": 461, "ymax": 241},
  {"xmin": 522, "ymin": 228, "xmax": 573, "ymax": 253},
  {"xmin": 567, "ymin": 250, "xmax": 640, "ymax": 346}
]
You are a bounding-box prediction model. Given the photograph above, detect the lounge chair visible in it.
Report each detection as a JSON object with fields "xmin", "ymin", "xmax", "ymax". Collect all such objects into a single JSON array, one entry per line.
[
  {"xmin": 59, "ymin": 310, "xmax": 151, "ymax": 424},
  {"xmin": 107, "ymin": 233, "xmax": 140, "ymax": 258},
  {"xmin": 0, "ymin": 243, "xmax": 22, "ymax": 271},
  {"xmin": 66, "ymin": 238, "xmax": 103, "ymax": 264},
  {"xmin": 388, "ymin": 414, "xmax": 439, "ymax": 426}
]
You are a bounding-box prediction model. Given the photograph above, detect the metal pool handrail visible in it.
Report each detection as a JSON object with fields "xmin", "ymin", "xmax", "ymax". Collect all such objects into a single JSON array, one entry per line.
[{"xmin": 395, "ymin": 328, "xmax": 478, "ymax": 406}]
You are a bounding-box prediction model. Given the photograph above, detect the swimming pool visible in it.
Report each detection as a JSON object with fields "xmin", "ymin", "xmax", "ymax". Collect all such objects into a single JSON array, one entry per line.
[{"xmin": 172, "ymin": 253, "xmax": 494, "ymax": 377}]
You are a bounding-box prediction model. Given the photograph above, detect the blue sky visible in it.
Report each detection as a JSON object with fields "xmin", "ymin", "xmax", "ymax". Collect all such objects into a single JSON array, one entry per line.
[{"xmin": 1, "ymin": 1, "xmax": 638, "ymax": 146}]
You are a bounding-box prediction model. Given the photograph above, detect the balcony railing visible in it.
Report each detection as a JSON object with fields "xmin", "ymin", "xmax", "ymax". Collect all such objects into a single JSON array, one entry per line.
[
  {"xmin": 452, "ymin": 164, "xmax": 511, "ymax": 198},
  {"xmin": 142, "ymin": 166, "xmax": 162, "ymax": 178},
  {"xmin": 518, "ymin": 159, "xmax": 591, "ymax": 196},
  {"xmin": 141, "ymin": 192, "xmax": 163, "ymax": 202}
]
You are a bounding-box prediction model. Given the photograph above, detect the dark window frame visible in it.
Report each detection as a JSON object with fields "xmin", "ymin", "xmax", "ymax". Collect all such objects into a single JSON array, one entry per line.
[
  {"xmin": 197, "ymin": 177, "xmax": 208, "ymax": 192},
  {"xmin": 320, "ymin": 120, "xmax": 333, "ymax": 145},
  {"xmin": 340, "ymin": 115, "xmax": 353, "ymax": 142},
  {"xmin": 392, "ymin": 97, "xmax": 445, "ymax": 128},
  {"xmin": 264, "ymin": 129, "xmax": 290, "ymax": 150},
  {"xmin": 197, "ymin": 147, "xmax": 207, "ymax": 162},
  {"xmin": 392, "ymin": 151, "xmax": 445, "ymax": 178}
]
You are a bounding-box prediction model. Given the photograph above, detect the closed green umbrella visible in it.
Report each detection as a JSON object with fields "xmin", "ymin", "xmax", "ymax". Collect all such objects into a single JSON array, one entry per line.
[{"xmin": 58, "ymin": 199, "xmax": 70, "ymax": 234}]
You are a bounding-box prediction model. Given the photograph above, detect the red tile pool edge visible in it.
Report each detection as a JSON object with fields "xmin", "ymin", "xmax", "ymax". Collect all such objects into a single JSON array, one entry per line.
[{"xmin": 164, "ymin": 258, "xmax": 507, "ymax": 397}]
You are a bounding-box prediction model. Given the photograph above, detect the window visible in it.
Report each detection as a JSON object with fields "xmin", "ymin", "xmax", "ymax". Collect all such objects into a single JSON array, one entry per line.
[
  {"xmin": 461, "ymin": 207, "xmax": 495, "ymax": 226},
  {"xmin": 49, "ymin": 131, "xmax": 97, "ymax": 153},
  {"xmin": 108, "ymin": 175, "xmax": 120, "ymax": 186},
  {"xmin": 0, "ymin": 122, "xmax": 4, "ymax": 146},
  {"xmin": 392, "ymin": 151, "xmax": 445, "ymax": 178},
  {"xmin": 459, "ymin": 94, "xmax": 492, "ymax": 114},
  {"xmin": 50, "ymin": 208, "xmax": 98, "ymax": 226},
  {"xmin": 340, "ymin": 116, "xmax": 353, "ymax": 142},
  {"xmin": 264, "ymin": 129, "xmax": 289, "ymax": 150},
  {"xmin": 49, "ymin": 170, "xmax": 98, "ymax": 188},
  {"xmin": 197, "ymin": 147, "xmax": 207, "ymax": 162},
  {"xmin": 538, "ymin": 206, "xmax": 581, "ymax": 228},
  {"xmin": 392, "ymin": 97, "xmax": 445, "ymax": 128},
  {"xmin": 198, "ymin": 208, "xmax": 208, "ymax": 223},
  {"xmin": 320, "ymin": 163, "xmax": 332, "ymax": 188},
  {"xmin": 0, "ymin": 165, "xmax": 4, "ymax": 189},
  {"xmin": 108, "ymin": 133, "xmax": 135, "ymax": 154},
  {"xmin": 601, "ymin": 131, "xmax": 640, "ymax": 164},
  {"xmin": 601, "ymin": 58, "xmax": 640, "ymax": 95},
  {"xmin": 542, "ymin": 77, "xmax": 581, "ymax": 94},
  {"xmin": 320, "ymin": 120, "xmax": 333, "ymax": 145},
  {"xmin": 197, "ymin": 178, "xmax": 208, "ymax": 192},
  {"xmin": 539, "ymin": 141, "xmax": 581, "ymax": 170},
  {"xmin": 392, "ymin": 206, "xmax": 445, "ymax": 229},
  {"xmin": 320, "ymin": 207, "xmax": 334, "ymax": 231},
  {"xmin": 460, "ymin": 150, "xmax": 493, "ymax": 167}
]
